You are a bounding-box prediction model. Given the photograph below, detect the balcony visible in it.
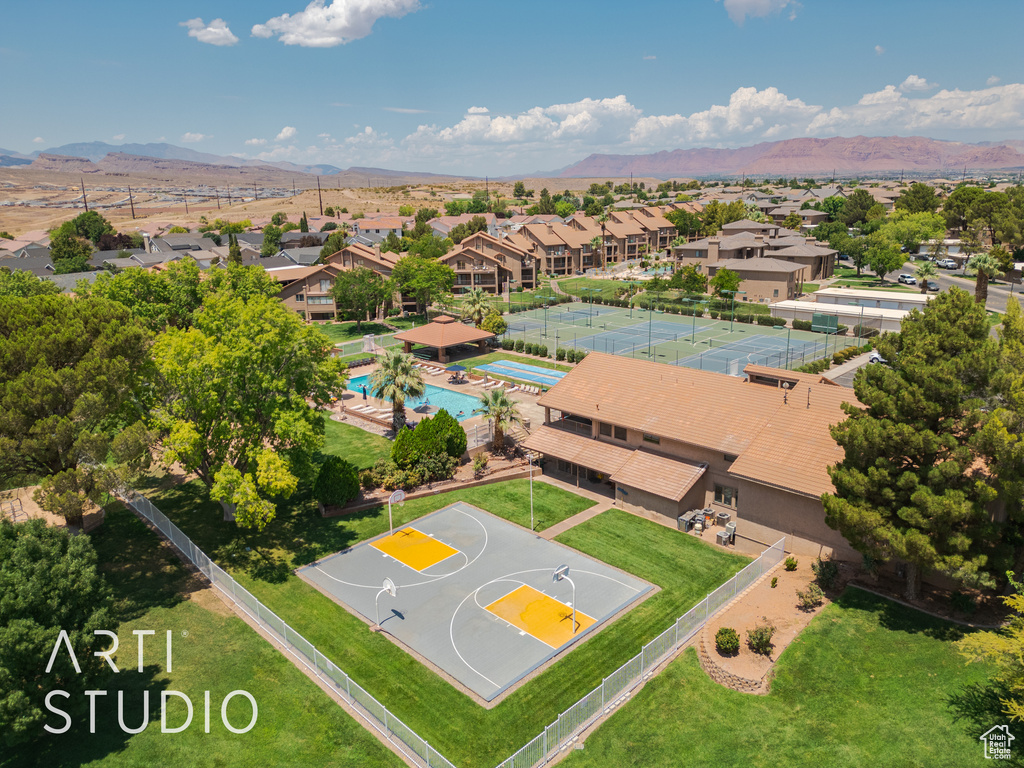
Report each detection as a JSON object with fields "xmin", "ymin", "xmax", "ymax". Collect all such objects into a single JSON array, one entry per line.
[{"xmin": 549, "ymin": 413, "xmax": 592, "ymax": 437}]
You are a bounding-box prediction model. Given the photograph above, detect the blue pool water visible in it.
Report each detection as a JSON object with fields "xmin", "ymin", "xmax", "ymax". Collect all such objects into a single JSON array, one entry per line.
[
  {"xmin": 347, "ymin": 375, "xmax": 480, "ymax": 422},
  {"xmin": 476, "ymin": 361, "xmax": 567, "ymax": 387}
]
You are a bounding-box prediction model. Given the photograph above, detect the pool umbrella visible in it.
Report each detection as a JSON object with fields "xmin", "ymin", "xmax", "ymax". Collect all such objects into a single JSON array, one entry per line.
[{"xmin": 445, "ymin": 365, "xmax": 466, "ymax": 372}]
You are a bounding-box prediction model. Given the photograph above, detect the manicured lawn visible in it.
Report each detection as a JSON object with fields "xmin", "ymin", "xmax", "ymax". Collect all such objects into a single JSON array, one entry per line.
[
  {"xmin": 316, "ymin": 315, "xmax": 428, "ymax": 345},
  {"xmin": 140, "ymin": 490, "xmax": 747, "ymax": 768},
  {"xmin": 561, "ymin": 588, "xmax": 995, "ymax": 768},
  {"xmin": 323, "ymin": 418, "xmax": 391, "ymax": 470},
  {"xmin": 8, "ymin": 502, "xmax": 403, "ymax": 768},
  {"xmin": 556, "ymin": 276, "xmax": 625, "ymax": 301}
]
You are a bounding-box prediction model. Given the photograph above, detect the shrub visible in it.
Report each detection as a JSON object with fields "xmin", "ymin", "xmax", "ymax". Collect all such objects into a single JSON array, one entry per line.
[
  {"xmin": 524, "ymin": 342, "xmax": 534, "ymax": 355},
  {"xmin": 784, "ymin": 556, "xmax": 798, "ymax": 571},
  {"xmin": 416, "ymin": 451, "xmax": 458, "ymax": 483},
  {"xmin": 792, "ymin": 319, "xmax": 813, "ymax": 331},
  {"xmin": 757, "ymin": 315, "xmax": 779, "ymax": 327},
  {"xmin": 312, "ymin": 456, "xmax": 360, "ymax": 507},
  {"xmin": 359, "ymin": 470, "xmax": 375, "ymax": 490},
  {"xmin": 565, "ymin": 348, "xmax": 577, "ymax": 363},
  {"xmin": 501, "ymin": 338, "xmax": 514, "ymax": 350},
  {"xmin": 556, "ymin": 347, "xmax": 566, "ymax": 361},
  {"xmin": 812, "ymin": 557, "xmax": 839, "ymax": 589},
  {"xmin": 770, "ymin": 576, "xmax": 778, "ymax": 588},
  {"xmin": 321, "ymin": 221, "xmax": 337, "ymax": 232},
  {"xmin": 715, "ymin": 627, "xmax": 740, "ymax": 654},
  {"xmin": 796, "ymin": 584, "xmax": 825, "ymax": 610},
  {"xmin": 576, "ymin": 349, "xmax": 588, "ymax": 362},
  {"xmin": 472, "ymin": 453, "xmax": 488, "ymax": 476},
  {"xmin": 710, "ymin": 310, "xmax": 720, "ymax": 320},
  {"xmin": 391, "ymin": 427, "xmax": 423, "ymax": 469},
  {"xmin": 514, "ymin": 339, "xmax": 525, "ymax": 352},
  {"xmin": 950, "ymin": 590, "xmax": 977, "ymax": 615},
  {"xmin": 746, "ymin": 618, "xmax": 776, "ymax": 656}
]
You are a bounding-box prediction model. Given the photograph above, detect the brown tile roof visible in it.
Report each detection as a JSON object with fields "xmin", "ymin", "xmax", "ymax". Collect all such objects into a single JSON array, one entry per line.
[
  {"xmin": 536, "ymin": 353, "xmax": 855, "ymax": 498},
  {"xmin": 522, "ymin": 426, "xmax": 633, "ymax": 476},
  {"xmin": 711, "ymin": 258, "xmax": 806, "ymax": 274},
  {"xmin": 610, "ymin": 451, "xmax": 707, "ymax": 501},
  {"xmin": 393, "ymin": 315, "xmax": 494, "ymax": 348}
]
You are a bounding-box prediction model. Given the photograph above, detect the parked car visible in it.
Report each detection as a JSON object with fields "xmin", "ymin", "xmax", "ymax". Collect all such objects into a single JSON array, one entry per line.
[
  {"xmin": 926, "ymin": 280, "xmax": 940, "ymax": 292},
  {"xmin": 868, "ymin": 351, "xmax": 887, "ymax": 364},
  {"xmin": 937, "ymin": 258, "xmax": 957, "ymax": 269},
  {"xmin": 898, "ymin": 274, "xmax": 917, "ymax": 285}
]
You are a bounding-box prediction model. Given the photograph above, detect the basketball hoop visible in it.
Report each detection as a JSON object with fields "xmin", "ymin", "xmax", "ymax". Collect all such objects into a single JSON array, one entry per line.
[
  {"xmin": 375, "ymin": 577, "xmax": 398, "ymax": 628},
  {"xmin": 552, "ymin": 565, "xmax": 578, "ymax": 634}
]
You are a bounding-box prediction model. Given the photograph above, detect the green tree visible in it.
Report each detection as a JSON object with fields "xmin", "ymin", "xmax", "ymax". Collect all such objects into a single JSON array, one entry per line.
[
  {"xmin": 0, "ymin": 295, "xmax": 152, "ymax": 519},
  {"xmin": 271, "ymin": 212, "xmax": 288, "ymax": 226},
  {"xmin": 449, "ymin": 215, "xmax": 488, "ymax": 245},
  {"xmin": 391, "ymin": 256, "xmax": 455, "ymax": 313},
  {"xmin": 823, "ymin": 288, "xmax": 999, "ymax": 600},
  {"xmin": 968, "ymin": 252, "xmax": 1005, "ymax": 305},
  {"xmin": 513, "ymin": 181, "xmax": 527, "ymax": 199},
  {"xmin": 408, "ymin": 234, "xmax": 452, "ymax": 260},
  {"xmin": 64, "ymin": 211, "xmax": 114, "ymax": 245},
  {"xmin": 260, "ymin": 223, "xmax": 283, "ymax": 257},
  {"xmin": 48, "ymin": 228, "xmax": 93, "ymax": 263},
  {"xmin": 894, "ymin": 183, "xmax": 940, "ymax": 215},
  {"xmin": 840, "ymin": 188, "xmax": 876, "ymax": 227},
  {"xmin": 299, "ymin": 211, "xmax": 309, "ymax": 233},
  {"xmin": 818, "ymin": 195, "xmax": 846, "ymax": 222},
  {"xmin": 664, "ymin": 209, "xmax": 701, "ymax": 238},
  {"xmin": 204, "ymin": 264, "xmax": 282, "ymax": 302},
  {"xmin": 782, "ymin": 212, "xmax": 802, "ymax": 230},
  {"xmin": 555, "ymin": 200, "xmax": 576, "ymax": 218},
  {"xmin": 312, "ymin": 455, "xmax": 359, "ymax": 508},
  {"xmin": 943, "ymin": 185, "xmax": 985, "ymax": 233},
  {"xmin": 369, "ymin": 348, "xmax": 425, "ymax": 433},
  {"xmin": 709, "ymin": 267, "xmax": 741, "ymax": 297},
  {"xmin": 331, "ymin": 267, "xmax": 390, "ymax": 329},
  {"xmin": 460, "ymin": 287, "xmax": 489, "ymax": 328},
  {"xmin": 0, "ymin": 519, "xmax": 114, "ymax": 747},
  {"xmin": 914, "ymin": 260, "xmax": 937, "ymax": 293},
  {"xmin": 480, "ymin": 308, "xmax": 508, "ymax": 336},
  {"xmin": 319, "ymin": 229, "xmax": 350, "ymax": 260},
  {"xmin": 0, "ymin": 269, "xmax": 60, "ymax": 297},
  {"xmin": 866, "ymin": 235, "xmax": 905, "ymax": 281},
  {"xmin": 876, "ymin": 210, "xmax": 946, "ymax": 254},
  {"xmin": 474, "ymin": 389, "xmax": 524, "ymax": 451},
  {"xmin": 699, "ymin": 200, "xmax": 726, "ymax": 236},
  {"xmin": 82, "ymin": 259, "xmax": 205, "ymax": 331},
  {"xmin": 537, "ymin": 188, "xmax": 556, "ymax": 216},
  {"xmin": 669, "ymin": 264, "xmax": 708, "ymax": 294},
  {"xmin": 445, "ymin": 200, "xmax": 469, "ymax": 216},
  {"xmin": 228, "ymin": 232, "xmax": 242, "ymax": 265},
  {"xmin": 154, "ymin": 293, "xmax": 346, "ymax": 528}
]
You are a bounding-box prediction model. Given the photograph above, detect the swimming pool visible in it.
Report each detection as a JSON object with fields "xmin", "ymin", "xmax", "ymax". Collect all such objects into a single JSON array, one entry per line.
[
  {"xmin": 347, "ymin": 375, "xmax": 480, "ymax": 422},
  {"xmin": 476, "ymin": 361, "xmax": 567, "ymax": 387}
]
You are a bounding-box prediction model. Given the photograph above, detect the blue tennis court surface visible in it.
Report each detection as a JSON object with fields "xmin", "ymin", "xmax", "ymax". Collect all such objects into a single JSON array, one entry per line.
[
  {"xmin": 477, "ymin": 361, "xmax": 567, "ymax": 386},
  {"xmin": 673, "ymin": 335, "xmax": 827, "ymax": 376}
]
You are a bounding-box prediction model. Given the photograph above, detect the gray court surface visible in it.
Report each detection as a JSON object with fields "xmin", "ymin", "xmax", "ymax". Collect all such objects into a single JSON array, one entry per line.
[
  {"xmin": 674, "ymin": 334, "xmax": 827, "ymax": 375},
  {"xmin": 296, "ymin": 502, "xmax": 652, "ymax": 701}
]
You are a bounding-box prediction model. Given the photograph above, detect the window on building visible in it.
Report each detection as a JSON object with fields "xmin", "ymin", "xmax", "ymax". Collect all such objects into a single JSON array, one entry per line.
[
  {"xmin": 296, "ymin": 294, "xmax": 305, "ymax": 302},
  {"xmin": 642, "ymin": 433, "xmax": 660, "ymax": 444},
  {"xmin": 599, "ymin": 422, "xmax": 612, "ymax": 437},
  {"xmin": 320, "ymin": 279, "xmax": 332, "ymax": 293},
  {"xmin": 614, "ymin": 425, "xmax": 627, "ymax": 441},
  {"xmin": 308, "ymin": 297, "xmax": 333, "ymax": 305},
  {"xmin": 714, "ymin": 484, "xmax": 738, "ymax": 508},
  {"xmin": 773, "ymin": 289, "xmax": 779, "ymax": 297}
]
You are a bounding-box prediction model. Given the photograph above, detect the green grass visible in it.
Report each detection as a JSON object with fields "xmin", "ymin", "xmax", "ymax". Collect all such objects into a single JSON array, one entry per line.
[
  {"xmin": 561, "ymin": 588, "xmax": 996, "ymax": 768},
  {"xmin": 139, "ymin": 491, "xmax": 747, "ymax": 768},
  {"xmin": 7, "ymin": 502, "xmax": 404, "ymax": 768},
  {"xmin": 316, "ymin": 315, "xmax": 427, "ymax": 345},
  {"xmin": 800, "ymin": 282, "xmax": 820, "ymax": 293},
  {"xmin": 556, "ymin": 276, "xmax": 625, "ymax": 301},
  {"xmin": 323, "ymin": 418, "xmax": 391, "ymax": 470}
]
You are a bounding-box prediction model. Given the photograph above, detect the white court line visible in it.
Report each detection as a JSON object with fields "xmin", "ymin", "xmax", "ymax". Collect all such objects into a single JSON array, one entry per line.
[{"xmin": 309, "ymin": 509, "xmax": 489, "ymax": 590}]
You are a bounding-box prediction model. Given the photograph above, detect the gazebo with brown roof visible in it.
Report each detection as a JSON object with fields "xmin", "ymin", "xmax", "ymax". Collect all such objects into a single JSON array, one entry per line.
[{"xmin": 392, "ymin": 315, "xmax": 495, "ymax": 363}]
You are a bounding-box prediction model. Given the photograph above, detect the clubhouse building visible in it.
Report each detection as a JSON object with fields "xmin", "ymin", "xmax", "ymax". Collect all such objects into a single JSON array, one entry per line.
[{"xmin": 523, "ymin": 353, "xmax": 858, "ymax": 558}]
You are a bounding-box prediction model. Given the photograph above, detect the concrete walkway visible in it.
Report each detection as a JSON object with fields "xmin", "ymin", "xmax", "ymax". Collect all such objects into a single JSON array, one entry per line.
[
  {"xmin": 822, "ymin": 351, "xmax": 874, "ymax": 388},
  {"xmin": 533, "ymin": 475, "xmax": 616, "ymax": 539}
]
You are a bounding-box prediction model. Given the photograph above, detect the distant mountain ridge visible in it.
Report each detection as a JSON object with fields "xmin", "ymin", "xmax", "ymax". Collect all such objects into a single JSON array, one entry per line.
[{"xmin": 557, "ymin": 136, "xmax": 1024, "ymax": 178}]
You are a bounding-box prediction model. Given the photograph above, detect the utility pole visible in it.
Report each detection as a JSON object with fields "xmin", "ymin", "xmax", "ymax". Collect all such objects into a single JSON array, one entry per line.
[
  {"xmin": 254, "ymin": 184, "xmax": 258, "ymax": 201},
  {"xmin": 128, "ymin": 185, "xmax": 136, "ymax": 219},
  {"xmin": 227, "ymin": 188, "xmax": 232, "ymax": 206},
  {"xmin": 962, "ymin": 165, "xmax": 967, "ymax": 183},
  {"xmin": 317, "ymin": 176, "xmax": 323, "ymax": 216},
  {"xmin": 183, "ymin": 194, "xmax": 189, "ymax": 216},
  {"xmin": 215, "ymin": 190, "xmax": 220, "ymax": 210},
  {"xmin": 81, "ymin": 178, "xmax": 88, "ymax": 212}
]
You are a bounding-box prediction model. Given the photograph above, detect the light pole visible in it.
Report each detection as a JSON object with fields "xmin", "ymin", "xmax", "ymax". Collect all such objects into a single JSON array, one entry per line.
[
  {"xmin": 528, "ymin": 451, "xmax": 535, "ymax": 531},
  {"xmin": 541, "ymin": 294, "xmax": 557, "ymax": 338},
  {"xmin": 580, "ymin": 287, "xmax": 599, "ymax": 327},
  {"xmin": 648, "ymin": 288, "xmax": 659, "ymax": 355},
  {"xmin": 848, "ymin": 301, "xmax": 865, "ymax": 345},
  {"xmin": 553, "ymin": 565, "xmax": 577, "ymax": 633},
  {"xmin": 721, "ymin": 290, "xmax": 746, "ymax": 332},
  {"xmin": 387, "ymin": 489, "xmax": 405, "ymax": 536},
  {"xmin": 507, "ymin": 279, "xmax": 517, "ymax": 315},
  {"xmin": 682, "ymin": 298, "xmax": 703, "ymax": 343}
]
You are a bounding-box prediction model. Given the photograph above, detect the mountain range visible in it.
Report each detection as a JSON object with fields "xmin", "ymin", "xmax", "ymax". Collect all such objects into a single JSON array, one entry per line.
[{"xmin": 557, "ymin": 136, "xmax": 1024, "ymax": 178}]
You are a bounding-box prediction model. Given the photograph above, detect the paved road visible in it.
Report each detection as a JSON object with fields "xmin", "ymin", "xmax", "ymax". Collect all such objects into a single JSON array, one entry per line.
[{"xmin": 885, "ymin": 260, "xmax": 1020, "ymax": 314}]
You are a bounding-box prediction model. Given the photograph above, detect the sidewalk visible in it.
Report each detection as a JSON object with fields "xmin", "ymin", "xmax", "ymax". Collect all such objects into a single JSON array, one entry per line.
[{"xmin": 533, "ymin": 475, "xmax": 616, "ymax": 539}]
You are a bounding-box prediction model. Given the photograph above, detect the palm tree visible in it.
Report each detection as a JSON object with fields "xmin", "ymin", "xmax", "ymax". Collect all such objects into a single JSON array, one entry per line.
[
  {"xmin": 473, "ymin": 389, "xmax": 524, "ymax": 451},
  {"xmin": 968, "ymin": 253, "xmax": 1005, "ymax": 305},
  {"xmin": 598, "ymin": 211, "xmax": 610, "ymax": 270},
  {"xmin": 460, "ymin": 287, "xmax": 488, "ymax": 328},
  {"xmin": 914, "ymin": 260, "xmax": 937, "ymax": 294},
  {"xmin": 369, "ymin": 348, "xmax": 425, "ymax": 433},
  {"xmin": 589, "ymin": 235, "xmax": 602, "ymax": 270}
]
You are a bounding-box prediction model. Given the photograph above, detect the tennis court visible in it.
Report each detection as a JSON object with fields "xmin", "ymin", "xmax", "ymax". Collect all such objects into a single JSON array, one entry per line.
[
  {"xmin": 674, "ymin": 334, "xmax": 829, "ymax": 375},
  {"xmin": 297, "ymin": 502, "xmax": 652, "ymax": 702}
]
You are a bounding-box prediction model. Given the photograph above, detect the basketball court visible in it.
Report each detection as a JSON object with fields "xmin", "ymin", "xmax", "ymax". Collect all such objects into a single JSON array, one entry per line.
[{"xmin": 296, "ymin": 502, "xmax": 652, "ymax": 701}]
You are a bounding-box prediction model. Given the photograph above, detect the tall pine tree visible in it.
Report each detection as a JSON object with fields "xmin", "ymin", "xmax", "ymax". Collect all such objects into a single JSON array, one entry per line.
[{"xmin": 823, "ymin": 288, "xmax": 1001, "ymax": 600}]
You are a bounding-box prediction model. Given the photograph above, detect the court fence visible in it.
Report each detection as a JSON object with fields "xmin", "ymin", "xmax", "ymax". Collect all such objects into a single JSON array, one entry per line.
[
  {"xmin": 494, "ymin": 537, "xmax": 786, "ymax": 768},
  {"xmin": 121, "ymin": 490, "xmax": 457, "ymax": 768},
  {"xmin": 123, "ymin": 487, "xmax": 783, "ymax": 768}
]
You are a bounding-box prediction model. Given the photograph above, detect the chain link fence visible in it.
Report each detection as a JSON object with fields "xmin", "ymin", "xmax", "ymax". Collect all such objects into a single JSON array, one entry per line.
[
  {"xmin": 495, "ymin": 537, "xmax": 786, "ymax": 768},
  {"xmin": 122, "ymin": 491, "xmax": 456, "ymax": 768}
]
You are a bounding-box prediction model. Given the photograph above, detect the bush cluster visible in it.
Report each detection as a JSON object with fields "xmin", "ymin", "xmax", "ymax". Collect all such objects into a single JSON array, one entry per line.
[
  {"xmin": 361, "ymin": 410, "xmax": 466, "ymax": 491},
  {"xmin": 557, "ymin": 348, "xmax": 588, "ymax": 364},
  {"xmin": 811, "ymin": 557, "xmax": 839, "ymax": 589},
  {"xmin": 746, "ymin": 618, "xmax": 776, "ymax": 656},
  {"xmin": 312, "ymin": 456, "xmax": 360, "ymax": 508},
  {"xmin": 715, "ymin": 626, "xmax": 740, "ymax": 655},
  {"xmin": 796, "ymin": 584, "xmax": 825, "ymax": 610},
  {"xmin": 784, "ymin": 556, "xmax": 798, "ymax": 571}
]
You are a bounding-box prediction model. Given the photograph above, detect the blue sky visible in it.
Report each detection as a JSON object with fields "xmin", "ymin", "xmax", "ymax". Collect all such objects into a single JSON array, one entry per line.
[{"xmin": 2, "ymin": 0, "xmax": 1022, "ymax": 175}]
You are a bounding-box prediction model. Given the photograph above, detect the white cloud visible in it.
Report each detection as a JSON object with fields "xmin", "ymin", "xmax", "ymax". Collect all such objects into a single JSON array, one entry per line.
[
  {"xmin": 467, "ymin": 106, "xmax": 489, "ymax": 114},
  {"xmin": 383, "ymin": 107, "xmax": 428, "ymax": 114},
  {"xmin": 32, "ymin": 136, "xmax": 44, "ymax": 144},
  {"xmin": 245, "ymin": 138, "xmax": 268, "ymax": 146},
  {"xmin": 643, "ymin": 55, "xmax": 656, "ymax": 61},
  {"xmin": 252, "ymin": 0, "xmax": 421, "ymax": 47},
  {"xmin": 318, "ymin": 132, "xmax": 333, "ymax": 140},
  {"xmin": 181, "ymin": 17, "xmax": 239, "ymax": 47},
  {"xmin": 181, "ymin": 132, "xmax": 209, "ymax": 143},
  {"xmin": 113, "ymin": 133, "xmax": 126, "ymax": 141},
  {"xmin": 275, "ymin": 126, "xmax": 297, "ymax": 141},
  {"xmin": 874, "ymin": 44, "xmax": 885, "ymax": 55},
  {"xmin": 987, "ymin": 75, "xmax": 1001, "ymax": 86},
  {"xmin": 719, "ymin": 0, "xmax": 800, "ymax": 25},
  {"xmin": 899, "ymin": 74, "xmax": 936, "ymax": 92}
]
